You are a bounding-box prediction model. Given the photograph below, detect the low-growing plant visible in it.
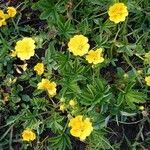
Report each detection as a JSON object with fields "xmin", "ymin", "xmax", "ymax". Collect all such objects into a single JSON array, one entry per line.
[{"xmin": 0, "ymin": 0, "xmax": 149, "ymax": 150}]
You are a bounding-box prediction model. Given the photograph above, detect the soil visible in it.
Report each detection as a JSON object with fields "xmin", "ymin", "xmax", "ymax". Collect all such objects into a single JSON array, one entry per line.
[{"xmin": 107, "ymin": 117, "xmax": 150, "ymax": 150}]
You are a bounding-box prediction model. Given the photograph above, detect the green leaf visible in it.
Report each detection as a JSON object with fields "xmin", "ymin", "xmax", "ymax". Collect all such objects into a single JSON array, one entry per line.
[
  {"xmin": 117, "ymin": 85, "xmax": 146, "ymax": 109},
  {"xmin": 88, "ymin": 130, "xmax": 112, "ymax": 150},
  {"xmin": 48, "ymin": 133, "xmax": 72, "ymax": 150},
  {"xmin": 46, "ymin": 112, "xmax": 64, "ymax": 133},
  {"xmin": 32, "ymin": 0, "xmax": 66, "ymax": 21},
  {"xmin": 125, "ymin": 90, "xmax": 146, "ymax": 108},
  {"xmin": 57, "ymin": 20, "xmax": 76, "ymax": 38},
  {"xmin": 31, "ymin": 98, "xmax": 48, "ymax": 111},
  {"xmin": 79, "ymin": 78, "xmax": 112, "ymax": 105}
]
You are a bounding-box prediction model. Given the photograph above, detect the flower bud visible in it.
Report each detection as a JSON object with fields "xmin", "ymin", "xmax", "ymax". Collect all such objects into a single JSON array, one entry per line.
[{"xmin": 69, "ymin": 99, "xmax": 76, "ymax": 107}]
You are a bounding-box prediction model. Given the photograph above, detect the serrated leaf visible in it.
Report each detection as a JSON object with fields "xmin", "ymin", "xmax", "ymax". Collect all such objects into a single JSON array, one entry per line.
[{"xmin": 49, "ymin": 134, "xmax": 72, "ymax": 150}]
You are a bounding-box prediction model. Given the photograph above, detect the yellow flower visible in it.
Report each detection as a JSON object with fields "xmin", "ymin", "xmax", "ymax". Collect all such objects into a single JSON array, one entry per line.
[
  {"xmin": 68, "ymin": 115, "xmax": 93, "ymax": 141},
  {"xmin": 7, "ymin": 7, "xmax": 17, "ymax": 18},
  {"xmin": 86, "ymin": 48, "xmax": 104, "ymax": 65},
  {"xmin": 37, "ymin": 79, "xmax": 57, "ymax": 96},
  {"xmin": 108, "ymin": 3, "xmax": 128, "ymax": 24},
  {"xmin": 34, "ymin": 63, "xmax": 44, "ymax": 75},
  {"xmin": 37, "ymin": 79, "xmax": 50, "ymax": 89},
  {"xmin": 69, "ymin": 99, "xmax": 76, "ymax": 107},
  {"xmin": 68, "ymin": 35, "xmax": 90, "ymax": 56},
  {"xmin": 145, "ymin": 76, "xmax": 150, "ymax": 86},
  {"xmin": 15, "ymin": 37, "xmax": 35, "ymax": 60},
  {"xmin": 22, "ymin": 129, "xmax": 36, "ymax": 142},
  {"xmin": 0, "ymin": 10, "xmax": 7, "ymax": 27}
]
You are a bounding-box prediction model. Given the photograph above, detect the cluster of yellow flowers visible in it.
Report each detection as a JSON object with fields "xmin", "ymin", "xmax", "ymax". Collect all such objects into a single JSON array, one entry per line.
[
  {"xmin": 0, "ymin": 7, "xmax": 16, "ymax": 27},
  {"xmin": 11, "ymin": 37, "xmax": 57, "ymax": 97},
  {"xmin": 21, "ymin": 116, "xmax": 93, "ymax": 142},
  {"xmin": 68, "ymin": 35, "xmax": 104, "ymax": 65},
  {"xmin": 108, "ymin": 3, "xmax": 128, "ymax": 24},
  {"xmin": 22, "ymin": 129, "xmax": 36, "ymax": 142},
  {"xmin": 37, "ymin": 79, "xmax": 57, "ymax": 97},
  {"xmin": 68, "ymin": 3, "xmax": 129, "ymax": 64},
  {"xmin": 9, "ymin": 2, "xmax": 150, "ymax": 144},
  {"xmin": 11, "ymin": 37, "xmax": 57, "ymax": 142},
  {"xmin": 68, "ymin": 115, "xmax": 93, "ymax": 141}
]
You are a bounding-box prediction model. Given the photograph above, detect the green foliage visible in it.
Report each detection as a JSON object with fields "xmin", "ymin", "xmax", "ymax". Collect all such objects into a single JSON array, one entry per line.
[
  {"xmin": 0, "ymin": 35, "xmax": 9, "ymax": 62},
  {"xmin": 48, "ymin": 133, "xmax": 72, "ymax": 150},
  {"xmin": 46, "ymin": 112, "xmax": 65, "ymax": 133},
  {"xmin": 117, "ymin": 83, "xmax": 146, "ymax": 109},
  {"xmin": 79, "ymin": 78, "xmax": 112, "ymax": 106},
  {"xmin": 87, "ymin": 130, "xmax": 112, "ymax": 150},
  {"xmin": 32, "ymin": 0, "xmax": 67, "ymax": 20},
  {"xmin": 56, "ymin": 19, "xmax": 76, "ymax": 38},
  {"xmin": 0, "ymin": 0, "xmax": 149, "ymax": 150},
  {"xmin": 31, "ymin": 98, "xmax": 49, "ymax": 110}
]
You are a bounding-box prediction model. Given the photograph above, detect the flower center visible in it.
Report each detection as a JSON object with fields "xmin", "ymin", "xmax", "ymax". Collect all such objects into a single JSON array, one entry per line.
[
  {"xmin": 91, "ymin": 53, "xmax": 99, "ymax": 60},
  {"xmin": 78, "ymin": 45, "xmax": 84, "ymax": 51}
]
